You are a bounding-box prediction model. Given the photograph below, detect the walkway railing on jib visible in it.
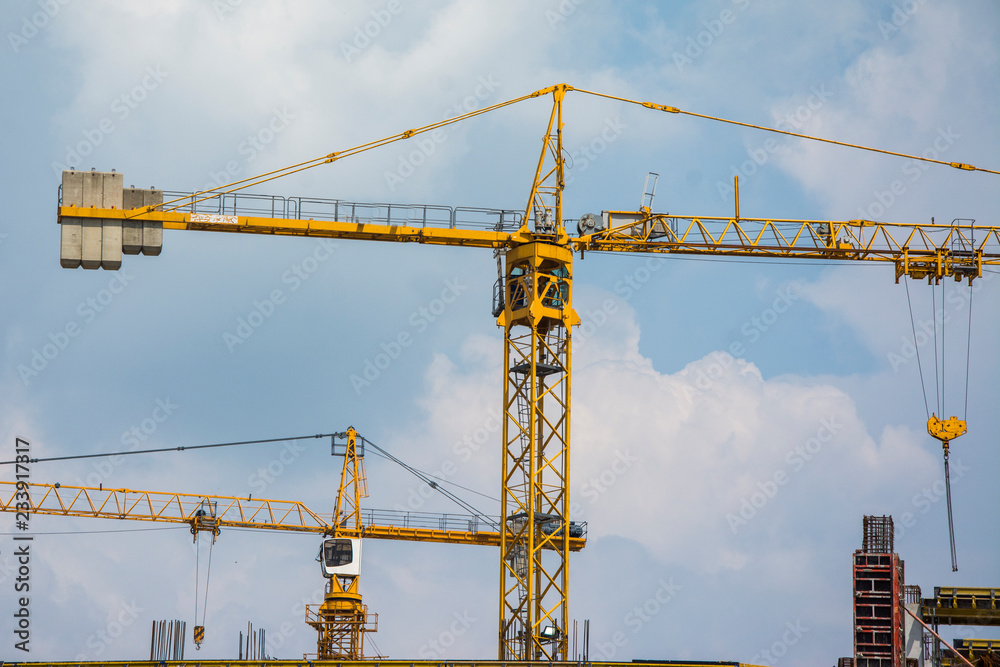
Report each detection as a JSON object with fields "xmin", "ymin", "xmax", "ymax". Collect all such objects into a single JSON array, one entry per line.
[{"xmin": 163, "ymin": 190, "xmax": 524, "ymax": 233}]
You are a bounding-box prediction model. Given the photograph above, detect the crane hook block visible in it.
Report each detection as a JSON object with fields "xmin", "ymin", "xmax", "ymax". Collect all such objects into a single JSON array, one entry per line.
[
  {"xmin": 194, "ymin": 624, "xmax": 205, "ymax": 649},
  {"xmin": 927, "ymin": 414, "xmax": 967, "ymax": 444}
]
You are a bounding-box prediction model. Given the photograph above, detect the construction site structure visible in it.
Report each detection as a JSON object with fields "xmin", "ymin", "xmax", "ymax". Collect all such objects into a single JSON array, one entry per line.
[
  {"xmin": 45, "ymin": 83, "xmax": 1000, "ymax": 660},
  {"xmin": 921, "ymin": 587, "xmax": 1000, "ymax": 667},
  {"xmin": 940, "ymin": 640, "xmax": 1000, "ymax": 667},
  {"xmin": 853, "ymin": 515, "xmax": 907, "ymax": 667},
  {"xmin": 845, "ymin": 516, "xmax": 999, "ymax": 667}
]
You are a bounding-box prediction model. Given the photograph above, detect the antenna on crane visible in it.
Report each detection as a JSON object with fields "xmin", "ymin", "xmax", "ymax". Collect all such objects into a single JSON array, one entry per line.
[{"xmin": 641, "ymin": 172, "xmax": 659, "ymax": 211}]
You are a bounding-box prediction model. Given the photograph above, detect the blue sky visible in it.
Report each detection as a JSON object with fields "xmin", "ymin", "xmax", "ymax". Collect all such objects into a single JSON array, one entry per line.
[{"xmin": 1, "ymin": 1, "xmax": 998, "ymax": 663}]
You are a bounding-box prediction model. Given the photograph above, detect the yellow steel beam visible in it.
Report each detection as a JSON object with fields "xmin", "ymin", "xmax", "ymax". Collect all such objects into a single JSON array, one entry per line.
[
  {"xmin": 58, "ymin": 205, "xmax": 522, "ymax": 250},
  {"xmin": 578, "ymin": 213, "xmax": 1000, "ymax": 281},
  {"xmin": 0, "ymin": 482, "xmax": 585, "ymax": 551},
  {"xmin": 0, "ymin": 481, "xmax": 330, "ymax": 535},
  {"xmin": 59, "ymin": 206, "xmax": 1000, "ymax": 282},
  {"xmin": 934, "ymin": 586, "xmax": 1000, "ymax": 600}
]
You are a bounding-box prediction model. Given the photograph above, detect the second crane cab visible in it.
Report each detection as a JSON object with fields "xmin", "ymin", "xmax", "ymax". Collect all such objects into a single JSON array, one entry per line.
[{"xmin": 319, "ymin": 537, "xmax": 362, "ymax": 578}]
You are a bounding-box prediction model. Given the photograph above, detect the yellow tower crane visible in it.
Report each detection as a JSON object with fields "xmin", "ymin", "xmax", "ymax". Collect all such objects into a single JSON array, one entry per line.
[
  {"xmin": 1, "ymin": 427, "xmax": 583, "ymax": 658},
  {"xmin": 50, "ymin": 84, "xmax": 1000, "ymax": 660}
]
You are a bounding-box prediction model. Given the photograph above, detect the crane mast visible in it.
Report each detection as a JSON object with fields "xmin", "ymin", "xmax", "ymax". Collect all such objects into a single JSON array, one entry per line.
[
  {"xmin": 307, "ymin": 427, "xmax": 375, "ymax": 660},
  {"xmin": 497, "ymin": 84, "xmax": 575, "ymax": 660},
  {"xmin": 46, "ymin": 83, "xmax": 999, "ymax": 661}
]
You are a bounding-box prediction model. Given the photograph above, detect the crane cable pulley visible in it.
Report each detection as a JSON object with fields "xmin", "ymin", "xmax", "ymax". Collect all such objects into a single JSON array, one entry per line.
[{"xmin": 904, "ymin": 276, "xmax": 974, "ymax": 572}]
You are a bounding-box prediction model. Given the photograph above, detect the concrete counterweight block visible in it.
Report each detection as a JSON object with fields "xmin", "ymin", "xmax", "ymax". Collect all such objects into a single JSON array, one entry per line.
[
  {"xmin": 80, "ymin": 170, "xmax": 104, "ymax": 269},
  {"xmin": 60, "ymin": 170, "xmax": 84, "ymax": 268},
  {"xmin": 124, "ymin": 186, "xmax": 163, "ymax": 256},
  {"xmin": 60, "ymin": 170, "xmax": 125, "ymax": 269},
  {"xmin": 142, "ymin": 188, "xmax": 163, "ymax": 256},
  {"xmin": 122, "ymin": 187, "xmax": 144, "ymax": 255},
  {"xmin": 101, "ymin": 171, "xmax": 123, "ymax": 270}
]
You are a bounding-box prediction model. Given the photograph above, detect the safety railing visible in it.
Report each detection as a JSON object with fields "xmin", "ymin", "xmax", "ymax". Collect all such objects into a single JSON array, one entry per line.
[
  {"xmin": 359, "ymin": 508, "xmax": 587, "ymax": 539},
  {"xmin": 161, "ymin": 190, "xmax": 523, "ymax": 232}
]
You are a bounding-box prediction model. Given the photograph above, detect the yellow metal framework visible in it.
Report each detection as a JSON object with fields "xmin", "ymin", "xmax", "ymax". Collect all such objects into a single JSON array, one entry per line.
[
  {"xmin": 332, "ymin": 427, "xmax": 368, "ymax": 539},
  {"xmin": 55, "ymin": 205, "xmax": 1000, "ymax": 282},
  {"xmin": 307, "ymin": 427, "xmax": 376, "ymax": 660},
  {"xmin": 494, "ymin": 85, "xmax": 576, "ymax": 660},
  {"xmin": 921, "ymin": 587, "xmax": 1000, "ymax": 626},
  {"xmin": 0, "ymin": 479, "xmax": 585, "ymax": 549},
  {"xmin": 48, "ymin": 83, "xmax": 999, "ymax": 660}
]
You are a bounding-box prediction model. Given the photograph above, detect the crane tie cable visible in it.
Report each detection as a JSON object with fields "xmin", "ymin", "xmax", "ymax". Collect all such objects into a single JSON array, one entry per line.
[
  {"xmin": 360, "ymin": 436, "xmax": 497, "ymax": 528},
  {"xmin": 134, "ymin": 84, "xmax": 997, "ymax": 220},
  {"xmin": 572, "ymin": 86, "xmax": 1000, "ymax": 175},
  {"xmin": 0, "ymin": 432, "xmax": 337, "ymax": 466},
  {"xmin": 903, "ymin": 279, "xmax": 931, "ymax": 420}
]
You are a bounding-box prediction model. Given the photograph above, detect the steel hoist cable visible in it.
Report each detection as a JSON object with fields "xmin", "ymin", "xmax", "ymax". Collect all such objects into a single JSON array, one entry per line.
[
  {"xmin": 903, "ymin": 276, "xmax": 974, "ymax": 572},
  {"xmin": 904, "ymin": 279, "xmax": 932, "ymax": 420},
  {"xmin": 944, "ymin": 444, "xmax": 958, "ymax": 572},
  {"xmin": 192, "ymin": 530, "xmax": 216, "ymax": 649},
  {"xmin": 193, "ymin": 534, "xmax": 200, "ymax": 642}
]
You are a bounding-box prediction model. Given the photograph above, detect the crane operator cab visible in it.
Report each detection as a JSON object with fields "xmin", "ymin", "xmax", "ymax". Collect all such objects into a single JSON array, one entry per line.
[{"xmin": 318, "ymin": 537, "xmax": 362, "ymax": 579}]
